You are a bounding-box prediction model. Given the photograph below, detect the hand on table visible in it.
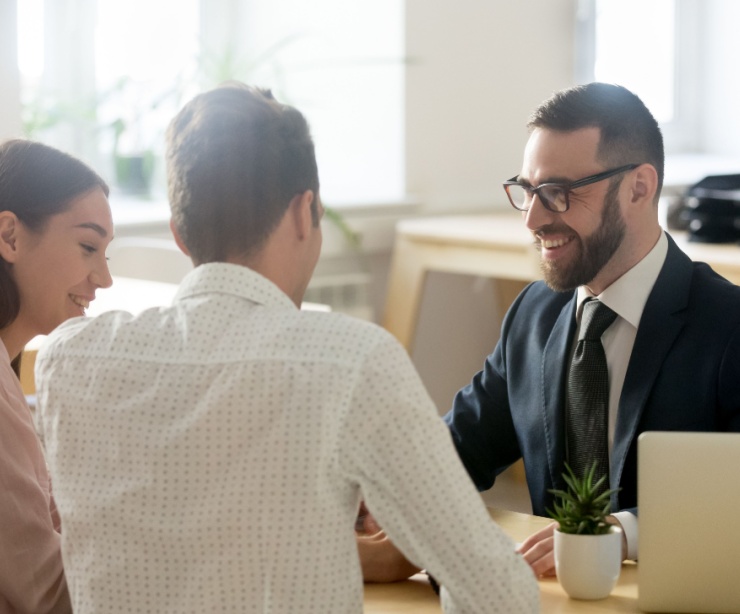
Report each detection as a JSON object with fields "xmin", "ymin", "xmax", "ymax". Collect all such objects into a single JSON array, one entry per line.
[
  {"xmin": 516, "ymin": 515, "xmax": 628, "ymax": 577},
  {"xmin": 516, "ymin": 521, "xmax": 558, "ymax": 577},
  {"xmin": 356, "ymin": 503, "xmax": 421, "ymax": 583}
]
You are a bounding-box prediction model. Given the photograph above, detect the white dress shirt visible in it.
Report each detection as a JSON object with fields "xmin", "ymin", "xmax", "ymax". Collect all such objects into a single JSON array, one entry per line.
[
  {"xmin": 35, "ymin": 263, "xmax": 538, "ymax": 614},
  {"xmin": 573, "ymin": 231, "xmax": 669, "ymax": 559}
]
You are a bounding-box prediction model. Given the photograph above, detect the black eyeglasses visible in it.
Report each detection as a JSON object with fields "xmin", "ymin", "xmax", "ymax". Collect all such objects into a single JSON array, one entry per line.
[{"xmin": 503, "ymin": 163, "xmax": 640, "ymax": 213}]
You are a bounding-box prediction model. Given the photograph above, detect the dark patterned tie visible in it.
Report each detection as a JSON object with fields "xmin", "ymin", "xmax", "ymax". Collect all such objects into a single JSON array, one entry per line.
[{"xmin": 566, "ymin": 299, "xmax": 617, "ymax": 489}]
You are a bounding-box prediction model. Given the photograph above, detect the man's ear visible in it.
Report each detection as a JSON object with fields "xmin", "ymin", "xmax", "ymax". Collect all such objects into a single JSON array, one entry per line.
[
  {"xmin": 290, "ymin": 190, "xmax": 315, "ymax": 241},
  {"xmin": 169, "ymin": 218, "xmax": 191, "ymax": 258},
  {"xmin": 630, "ymin": 163, "xmax": 659, "ymax": 207},
  {"xmin": 0, "ymin": 211, "xmax": 21, "ymax": 263}
]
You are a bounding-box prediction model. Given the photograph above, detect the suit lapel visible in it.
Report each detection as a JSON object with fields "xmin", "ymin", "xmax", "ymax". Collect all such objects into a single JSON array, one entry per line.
[
  {"xmin": 541, "ymin": 293, "xmax": 578, "ymax": 489},
  {"xmin": 611, "ymin": 235, "xmax": 692, "ymax": 491}
]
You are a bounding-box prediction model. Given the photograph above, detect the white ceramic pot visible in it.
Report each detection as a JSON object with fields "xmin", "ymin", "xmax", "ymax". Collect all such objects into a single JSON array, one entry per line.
[{"xmin": 554, "ymin": 527, "xmax": 623, "ymax": 600}]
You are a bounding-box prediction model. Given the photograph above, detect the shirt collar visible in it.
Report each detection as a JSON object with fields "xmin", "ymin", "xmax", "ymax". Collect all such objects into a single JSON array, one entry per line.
[
  {"xmin": 576, "ymin": 231, "xmax": 668, "ymax": 328},
  {"xmin": 174, "ymin": 262, "xmax": 298, "ymax": 311}
]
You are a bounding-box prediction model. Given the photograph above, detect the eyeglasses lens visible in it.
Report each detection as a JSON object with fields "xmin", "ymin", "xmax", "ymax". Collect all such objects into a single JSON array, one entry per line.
[
  {"xmin": 507, "ymin": 184, "xmax": 568, "ymax": 212},
  {"xmin": 538, "ymin": 185, "xmax": 568, "ymax": 212},
  {"xmin": 506, "ymin": 184, "xmax": 529, "ymax": 210}
]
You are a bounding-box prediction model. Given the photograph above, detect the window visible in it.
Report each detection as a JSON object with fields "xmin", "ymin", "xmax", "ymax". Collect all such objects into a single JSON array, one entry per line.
[
  {"xmin": 17, "ymin": 0, "xmax": 200, "ymax": 192},
  {"xmin": 576, "ymin": 0, "xmax": 701, "ymax": 153},
  {"xmin": 16, "ymin": 0, "xmax": 404, "ymax": 205},
  {"xmin": 94, "ymin": 0, "xmax": 200, "ymax": 160}
]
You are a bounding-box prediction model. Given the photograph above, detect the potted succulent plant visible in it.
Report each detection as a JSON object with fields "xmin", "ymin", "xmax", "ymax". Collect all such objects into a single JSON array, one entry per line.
[{"xmin": 547, "ymin": 462, "xmax": 623, "ymax": 600}]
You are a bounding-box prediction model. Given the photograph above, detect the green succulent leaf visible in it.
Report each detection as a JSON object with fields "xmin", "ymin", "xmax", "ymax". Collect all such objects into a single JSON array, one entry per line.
[{"xmin": 546, "ymin": 461, "xmax": 622, "ymax": 535}]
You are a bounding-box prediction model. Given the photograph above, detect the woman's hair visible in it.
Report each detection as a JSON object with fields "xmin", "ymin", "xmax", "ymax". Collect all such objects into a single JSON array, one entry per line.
[{"xmin": 0, "ymin": 139, "xmax": 109, "ymax": 330}]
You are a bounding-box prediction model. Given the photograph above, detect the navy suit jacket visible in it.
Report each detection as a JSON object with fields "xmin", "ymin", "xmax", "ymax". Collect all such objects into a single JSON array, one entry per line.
[{"xmin": 445, "ymin": 234, "xmax": 740, "ymax": 516}]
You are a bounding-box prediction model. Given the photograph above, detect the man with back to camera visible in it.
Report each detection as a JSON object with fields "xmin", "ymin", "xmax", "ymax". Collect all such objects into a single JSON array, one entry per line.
[
  {"xmin": 360, "ymin": 82, "xmax": 740, "ymax": 580},
  {"xmin": 33, "ymin": 82, "xmax": 538, "ymax": 612}
]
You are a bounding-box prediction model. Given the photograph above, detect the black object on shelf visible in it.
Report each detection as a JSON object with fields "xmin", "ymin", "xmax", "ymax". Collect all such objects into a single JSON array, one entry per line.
[{"xmin": 683, "ymin": 174, "xmax": 740, "ymax": 243}]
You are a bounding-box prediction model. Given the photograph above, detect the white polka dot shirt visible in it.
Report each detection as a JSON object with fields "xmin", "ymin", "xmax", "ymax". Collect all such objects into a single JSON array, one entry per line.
[{"xmin": 35, "ymin": 263, "xmax": 538, "ymax": 613}]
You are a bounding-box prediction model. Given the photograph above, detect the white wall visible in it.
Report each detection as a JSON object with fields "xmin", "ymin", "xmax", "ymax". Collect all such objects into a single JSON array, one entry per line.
[
  {"xmin": 405, "ymin": 0, "xmax": 577, "ymax": 213},
  {"xmin": 403, "ymin": 0, "xmax": 577, "ymax": 414},
  {"xmin": 702, "ymin": 0, "xmax": 740, "ymax": 156},
  {"xmin": 0, "ymin": 0, "xmax": 22, "ymax": 140}
]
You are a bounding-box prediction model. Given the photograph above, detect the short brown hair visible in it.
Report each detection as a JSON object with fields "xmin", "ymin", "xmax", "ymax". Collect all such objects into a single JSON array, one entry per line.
[
  {"xmin": 528, "ymin": 83, "xmax": 664, "ymax": 201},
  {"xmin": 166, "ymin": 82, "xmax": 319, "ymax": 264}
]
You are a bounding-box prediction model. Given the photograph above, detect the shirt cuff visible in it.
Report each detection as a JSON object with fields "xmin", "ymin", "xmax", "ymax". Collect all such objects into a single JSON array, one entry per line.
[{"xmin": 612, "ymin": 510, "xmax": 638, "ymax": 560}]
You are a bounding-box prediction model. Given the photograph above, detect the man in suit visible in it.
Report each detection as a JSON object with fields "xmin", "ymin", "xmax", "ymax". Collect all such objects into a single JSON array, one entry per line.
[{"xmin": 360, "ymin": 82, "xmax": 740, "ymax": 579}]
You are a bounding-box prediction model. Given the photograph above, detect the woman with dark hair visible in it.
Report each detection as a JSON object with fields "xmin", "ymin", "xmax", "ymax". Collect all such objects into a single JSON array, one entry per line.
[{"xmin": 0, "ymin": 139, "xmax": 113, "ymax": 613}]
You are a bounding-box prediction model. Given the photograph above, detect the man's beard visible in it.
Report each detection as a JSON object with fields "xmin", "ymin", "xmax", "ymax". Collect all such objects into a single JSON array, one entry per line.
[{"xmin": 539, "ymin": 183, "xmax": 626, "ymax": 292}]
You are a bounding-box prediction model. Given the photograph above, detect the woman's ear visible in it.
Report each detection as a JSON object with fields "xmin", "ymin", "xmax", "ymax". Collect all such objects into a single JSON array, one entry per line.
[{"xmin": 0, "ymin": 211, "xmax": 20, "ymax": 263}]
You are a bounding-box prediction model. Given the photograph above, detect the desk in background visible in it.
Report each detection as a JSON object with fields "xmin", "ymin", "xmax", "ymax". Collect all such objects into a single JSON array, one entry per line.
[
  {"xmin": 382, "ymin": 213, "xmax": 740, "ymax": 350},
  {"xmin": 364, "ymin": 508, "xmax": 638, "ymax": 613}
]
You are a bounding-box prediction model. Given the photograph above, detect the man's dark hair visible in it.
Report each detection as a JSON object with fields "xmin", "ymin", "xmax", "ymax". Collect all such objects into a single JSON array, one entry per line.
[
  {"xmin": 528, "ymin": 82, "xmax": 664, "ymax": 202},
  {"xmin": 166, "ymin": 82, "xmax": 320, "ymax": 264}
]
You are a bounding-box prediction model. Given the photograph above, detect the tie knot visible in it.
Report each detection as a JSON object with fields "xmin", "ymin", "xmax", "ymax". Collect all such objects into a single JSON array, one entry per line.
[{"xmin": 579, "ymin": 299, "xmax": 617, "ymax": 341}]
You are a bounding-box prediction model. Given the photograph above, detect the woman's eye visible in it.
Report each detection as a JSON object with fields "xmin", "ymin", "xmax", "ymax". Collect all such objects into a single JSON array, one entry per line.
[{"xmin": 81, "ymin": 244, "xmax": 97, "ymax": 254}]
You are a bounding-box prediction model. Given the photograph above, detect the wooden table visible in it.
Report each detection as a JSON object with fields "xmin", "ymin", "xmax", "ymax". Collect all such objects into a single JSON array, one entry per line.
[
  {"xmin": 363, "ymin": 508, "xmax": 638, "ymax": 613},
  {"xmin": 382, "ymin": 213, "xmax": 740, "ymax": 350}
]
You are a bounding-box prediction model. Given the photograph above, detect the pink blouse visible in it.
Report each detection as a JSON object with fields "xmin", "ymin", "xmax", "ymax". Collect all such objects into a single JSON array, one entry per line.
[{"xmin": 0, "ymin": 343, "xmax": 70, "ymax": 614}]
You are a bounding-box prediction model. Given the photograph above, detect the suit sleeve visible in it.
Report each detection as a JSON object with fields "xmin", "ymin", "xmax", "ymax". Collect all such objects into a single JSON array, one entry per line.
[
  {"xmin": 444, "ymin": 345, "xmax": 521, "ymax": 491},
  {"xmin": 719, "ymin": 323, "xmax": 740, "ymax": 431}
]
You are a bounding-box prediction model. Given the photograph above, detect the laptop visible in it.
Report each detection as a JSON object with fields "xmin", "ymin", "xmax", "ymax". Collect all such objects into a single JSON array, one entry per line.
[{"xmin": 638, "ymin": 431, "xmax": 740, "ymax": 613}]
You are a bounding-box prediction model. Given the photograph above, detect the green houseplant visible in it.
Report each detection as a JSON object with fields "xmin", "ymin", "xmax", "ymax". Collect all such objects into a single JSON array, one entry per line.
[
  {"xmin": 547, "ymin": 462, "xmax": 619, "ymax": 535},
  {"xmin": 547, "ymin": 462, "xmax": 623, "ymax": 600}
]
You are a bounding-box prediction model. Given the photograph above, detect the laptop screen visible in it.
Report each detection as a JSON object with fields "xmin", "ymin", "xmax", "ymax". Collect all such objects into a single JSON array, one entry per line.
[{"xmin": 638, "ymin": 431, "xmax": 740, "ymax": 613}]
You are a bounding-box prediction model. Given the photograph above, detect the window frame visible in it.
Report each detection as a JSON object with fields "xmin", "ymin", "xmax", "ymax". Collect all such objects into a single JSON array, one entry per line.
[
  {"xmin": 17, "ymin": 0, "xmax": 406, "ymax": 206},
  {"xmin": 574, "ymin": 0, "xmax": 703, "ymax": 155}
]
